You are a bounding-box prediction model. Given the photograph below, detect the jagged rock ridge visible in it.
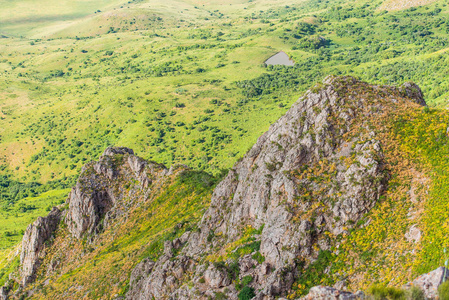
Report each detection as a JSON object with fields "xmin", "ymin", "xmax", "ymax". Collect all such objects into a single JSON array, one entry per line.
[
  {"xmin": 126, "ymin": 76, "xmax": 426, "ymax": 299},
  {"xmin": 65, "ymin": 147, "xmax": 168, "ymax": 239},
  {"xmin": 15, "ymin": 146, "xmax": 170, "ymax": 294},
  {"xmin": 5, "ymin": 76, "xmax": 428, "ymax": 299}
]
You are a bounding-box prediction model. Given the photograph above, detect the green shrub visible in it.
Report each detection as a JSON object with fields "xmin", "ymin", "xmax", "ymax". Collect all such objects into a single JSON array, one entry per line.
[
  {"xmin": 405, "ymin": 286, "xmax": 425, "ymax": 300},
  {"xmin": 367, "ymin": 285, "xmax": 405, "ymax": 300},
  {"xmin": 251, "ymin": 251, "xmax": 265, "ymax": 264},
  {"xmin": 241, "ymin": 275, "xmax": 253, "ymax": 286},
  {"xmin": 238, "ymin": 286, "xmax": 255, "ymax": 300},
  {"xmin": 236, "ymin": 275, "xmax": 253, "ymax": 291},
  {"xmin": 213, "ymin": 259, "xmax": 240, "ymax": 281},
  {"xmin": 227, "ymin": 259, "xmax": 240, "ymax": 280},
  {"xmin": 439, "ymin": 281, "xmax": 449, "ymax": 300},
  {"xmin": 215, "ymin": 292, "xmax": 227, "ymax": 300}
]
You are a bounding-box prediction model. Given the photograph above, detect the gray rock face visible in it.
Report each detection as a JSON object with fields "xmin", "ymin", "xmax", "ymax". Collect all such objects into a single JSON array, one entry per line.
[
  {"xmin": 127, "ymin": 237, "xmax": 194, "ymax": 300},
  {"xmin": 410, "ymin": 267, "xmax": 449, "ymax": 299},
  {"xmin": 20, "ymin": 207, "xmax": 61, "ymax": 286},
  {"xmin": 129, "ymin": 258, "xmax": 156, "ymax": 296},
  {"xmin": 301, "ymin": 286, "xmax": 364, "ymax": 300},
  {"xmin": 191, "ymin": 76, "xmax": 389, "ymax": 270},
  {"xmin": 65, "ymin": 147, "xmax": 167, "ymax": 239},
  {"xmin": 126, "ymin": 76, "xmax": 426, "ymax": 299},
  {"xmin": 65, "ymin": 185, "xmax": 114, "ymax": 239},
  {"xmin": 305, "ymin": 267, "xmax": 449, "ymax": 300}
]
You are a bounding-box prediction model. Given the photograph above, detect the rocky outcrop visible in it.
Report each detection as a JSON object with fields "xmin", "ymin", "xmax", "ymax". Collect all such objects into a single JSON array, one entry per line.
[
  {"xmin": 20, "ymin": 207, "xmax": 61, "ymax": 286},
  {"xmin": 127, "ymin": 232, "xmax": 193, "ymax": 300},
  {"xmin": 301, "ymin": 286, "xmax": 364, "ymax": 299},
  {"xmin": 408, "ymin": 267, "xmax": 449, "ymax": 299},
  {"xmin": 15, "ymin": 146, "xmax": 171, "ymax": 291},
  {"xmin": 401, "ymin": 82, "xmax": 426, "ymax": 107},
  {"xmin": 65, "ymin": 147, "xmax": 168, "ymax": 238},
  {"xmin": 126, "ymin": 76, "xmax": 427, "ymax": 299}
]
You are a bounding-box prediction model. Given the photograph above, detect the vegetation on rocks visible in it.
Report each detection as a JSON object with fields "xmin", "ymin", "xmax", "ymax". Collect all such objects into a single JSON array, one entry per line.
[{"xmin": 2, "ymin": 0, "xmax": 449, "ymax": 299}]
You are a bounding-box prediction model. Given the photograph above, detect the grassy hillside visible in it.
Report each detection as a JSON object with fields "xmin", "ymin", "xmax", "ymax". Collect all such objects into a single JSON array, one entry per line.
[{"xmin": 1, "ymin": 0, "xmax": 449, "ymax": 280}]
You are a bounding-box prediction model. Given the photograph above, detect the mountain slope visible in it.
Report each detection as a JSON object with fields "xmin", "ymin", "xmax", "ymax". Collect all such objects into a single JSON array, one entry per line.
[
  {"xmin": 1, "ymin": 0, "xmax": 449, "ymax": 189},
  {"xmin": 3, "ymin": 76, "xmax": 446, "ymax": 300},
  {"xmin": 126, "ymin": 76, "xmax": 427, "ymax": 299}
]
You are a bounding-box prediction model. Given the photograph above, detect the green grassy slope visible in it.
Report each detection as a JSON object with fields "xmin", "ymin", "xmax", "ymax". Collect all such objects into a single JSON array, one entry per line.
[{"xmin": 0, "ymin": 0, "xmax": 130, "ymax": 37}]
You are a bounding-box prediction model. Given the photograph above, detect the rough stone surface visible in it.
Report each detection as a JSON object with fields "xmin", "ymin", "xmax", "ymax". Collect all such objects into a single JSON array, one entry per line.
[
  {"xmin": 129, "ymin": 258, "xmax": 155, "ymax": 295},
  {"xmin": 20, "ymin": 207, "xmax": 61, "ymax": 285},
  {"xmin": 126, "ymin": 77, "xmax": 426, "ymax": 299},
  {"xmin": 410, "ymin": 267, "xmax": 449, "ymax": 299},
  {"xmin": 13, "ymin": 146, "xmax": 173, "ymax": 294},
  {"xmin": 102, "ymin": 147, "xmax": 134, "ymax": 157},
  {"xmin": 204, "ymin": 265, "xmax": 231, "ymax": 288},
  {"xmin": 301, "ymin": 286, "xmax": 364, "ymax": 300}
]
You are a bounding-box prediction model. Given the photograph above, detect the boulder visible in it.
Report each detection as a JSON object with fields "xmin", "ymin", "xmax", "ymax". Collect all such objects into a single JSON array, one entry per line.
[
  {"xmin": 401, "ymin": 82, "xmax": 426, "ymax": 106},
  {"xmin": 410, "ymin": 267, "xmax": 449, "ymax": 299},
  {"xmin": 204, "ymin": 265, "xmax": 231, "ymax": 289}
]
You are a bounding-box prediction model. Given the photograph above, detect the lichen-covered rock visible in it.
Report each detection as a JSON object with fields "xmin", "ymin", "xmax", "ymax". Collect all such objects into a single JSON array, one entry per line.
[
  {"xmin": 65, "ymin": 184, "xmax": 114, "ymax": 239},
  {"xmin": 189, "ymin": 78, "xmax": 389, "ymax": 272},
  {"xmin": 126, "ymin": 76, "xmax": 426, "ymax": 299},
  {"xmin": 301, "ymin": 286, "xmax": 364, "ymax": 299},
  {"xmin": 129, "ymin": 258, "xmax": 155, "ymax": 295},
  {"xmin": 20, "ymin": 207, "xmax": 61, "ymax": 285},
  {"xmin": 65, "ymin": 147, "xmax": 168, "ymax": 239}
]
